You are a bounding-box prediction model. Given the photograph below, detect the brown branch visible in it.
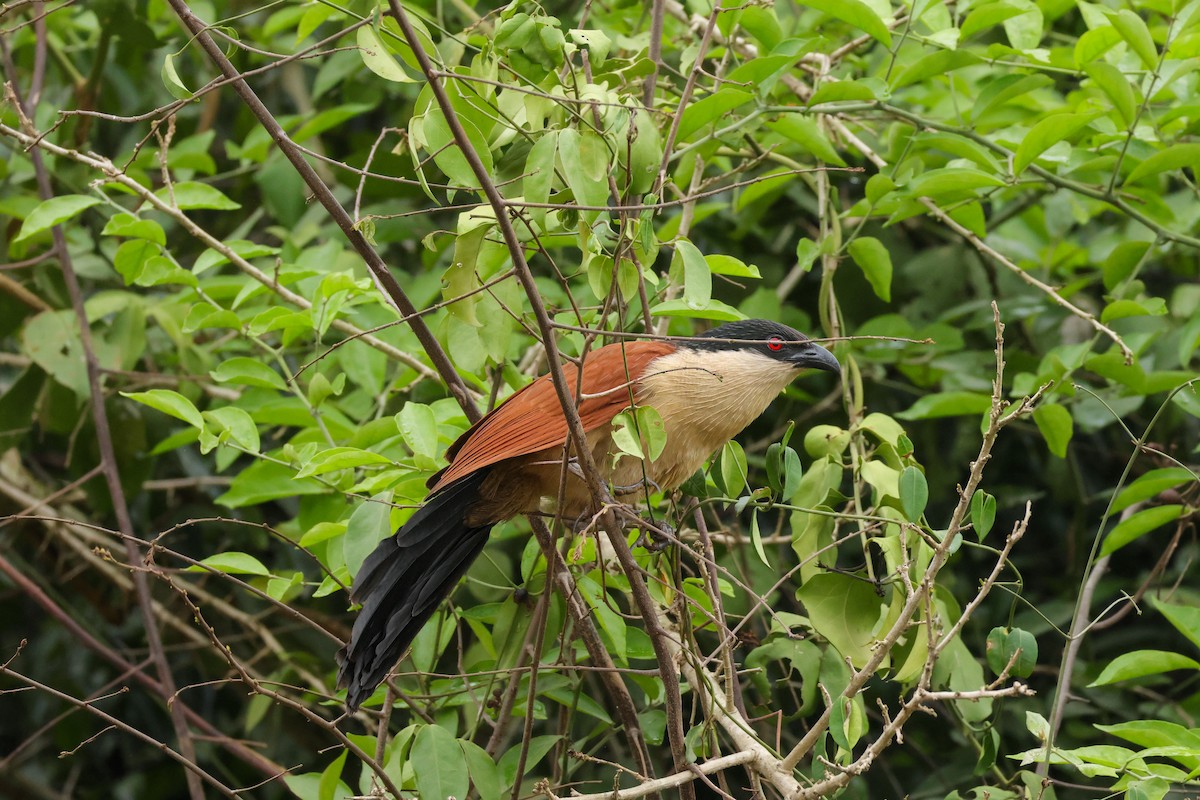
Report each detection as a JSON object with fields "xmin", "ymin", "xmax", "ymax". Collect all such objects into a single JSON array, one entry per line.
[
  {"xmin": 0, "ymin": 664, "xmax": 238, "ymax": 798},
  {"xmin": 2, "ymin": 35, "xmax": 205, "ymax": 800},
  {"xmin": 167, "ymin": 0, "xmax": 480, "ymax": 422},
  {"xmin": 0, "ymin": 552, "xmax": 283, "ymax": 777}
]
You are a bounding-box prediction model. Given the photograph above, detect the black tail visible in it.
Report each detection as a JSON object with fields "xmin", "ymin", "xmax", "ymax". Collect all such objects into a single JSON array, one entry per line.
[{"xmin": 336, "ymin": 471, "xmax": 491, "ymax": 710}]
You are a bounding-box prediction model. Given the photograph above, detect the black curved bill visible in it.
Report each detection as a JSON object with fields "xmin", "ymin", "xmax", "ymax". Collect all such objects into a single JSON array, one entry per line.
[{"xmin": 789, "ymin": 341, "xmax": 841, "ymax": 375}]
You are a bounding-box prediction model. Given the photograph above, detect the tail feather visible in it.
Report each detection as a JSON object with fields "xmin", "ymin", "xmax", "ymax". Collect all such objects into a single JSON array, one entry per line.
[{"xmin": 337, "ymin": 471, "xmax": 491, "ymax": 710}]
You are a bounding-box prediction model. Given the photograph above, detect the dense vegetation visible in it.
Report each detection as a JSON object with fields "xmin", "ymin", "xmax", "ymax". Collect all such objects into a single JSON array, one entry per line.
[{"xmin": 1, "ymin": 1, "xmax": 1198, "ymax": 799}]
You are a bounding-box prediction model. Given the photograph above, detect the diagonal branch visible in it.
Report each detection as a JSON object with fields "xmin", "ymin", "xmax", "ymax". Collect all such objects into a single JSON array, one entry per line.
[{"xmin": 167, "ymin": 0, "xmax": 480, "ymax": 420}]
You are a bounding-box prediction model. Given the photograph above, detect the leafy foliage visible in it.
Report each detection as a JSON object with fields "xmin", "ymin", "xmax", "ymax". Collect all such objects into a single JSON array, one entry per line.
[{"xmin": 1, "ymin": 1, "xmax": 1198, "ymax": 799}]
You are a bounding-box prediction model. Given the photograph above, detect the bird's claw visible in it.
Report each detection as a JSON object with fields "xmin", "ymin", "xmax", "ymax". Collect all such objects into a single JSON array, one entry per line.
[{"xmin": 633, "ymin": 517, "xmax": 675, "ymax": 552}]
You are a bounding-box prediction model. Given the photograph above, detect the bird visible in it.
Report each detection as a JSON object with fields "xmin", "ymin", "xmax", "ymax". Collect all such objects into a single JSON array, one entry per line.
[{"xmin": 336, "ymin": 319, "xmax": 840, "ymax": 709}]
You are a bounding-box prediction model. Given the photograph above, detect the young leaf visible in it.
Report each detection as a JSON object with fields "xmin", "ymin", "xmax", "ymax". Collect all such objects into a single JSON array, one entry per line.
[
  {"xmin": 847, "ymin": 237, "xmax": 893, "ymax": 302},
  {"xmin": 344, "ymin": 493, "xmax": 394, "ymax": 577},
  {"xmin": 15, "ymin": 195, "xmax": 101, "ymax": 242},
  {"xmin": 797, "ymin": 0, "xmax": 892, "ymax": 46},
  {"xmin": 189, "ymin": 551, "xmax": 270, "ymax": 576},
  {"xmin": 1101, "ymin": 504, "xmax": 1185, "ymax": 555},
  {"xmin": 1014, "ymin": 112, "xmax": 1101, "ymax": 174},
  {"xmin": 160, "ymin": 52, "xmax": 193, "ymax": 99},
  {"xmin": 122, "ymin": 389, "xmax": 204, "ymax": 428},
  {"xmin": 1084, "ymin": 62, "xmax": 1136, "ymax": 127},
  {"xmin": 898, "ymin": 466, "xmax": 928, "ymax": 522},
  {"xmin": 1125, "ymin": 144, "xmax": 1200, "ymax": 184},
  {"xmin": 210, "ymin": 358, "xmax": 287, "ymax": 391},
  {"xmin": 675, "ymin": 239, "xmax": 713, "ymax": 309},
  {"xmin": 411, "ymin": 725, "xmax": 470, "ymax": 800},
  {"xmin": 1032, "ymin": 403, "xmax": 1073, "ymax": 457},
  {"xmin": 986, "ymin": 627, "xmax": 1038, "ymax": 678},
  {"xmin": 675, "ymin": 89, "xmax": 753, "ymax": 142},
  {"xmin": 719, "ymin": 440, "xmax": 748, "ymax": 498},
  {"xmin": 970, "ymin": 490, "xmax": 997, "ymax": 540},
  {"xmin": 357, "ymin": 23, "xmax": 415, "ymax": 82},
  {"xmin": 1107, "ymin": 9, "xmax": 1159, "ymax": 70},
  {"xmin": 1089, "ymin": 650, "xmax": 1200, "ymax": 687}
]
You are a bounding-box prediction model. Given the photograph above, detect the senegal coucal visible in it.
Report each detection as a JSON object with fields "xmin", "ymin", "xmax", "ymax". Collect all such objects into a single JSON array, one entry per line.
[{"xmin": 337, "ymin": 319, "xmax": 840, "ymax": 709}]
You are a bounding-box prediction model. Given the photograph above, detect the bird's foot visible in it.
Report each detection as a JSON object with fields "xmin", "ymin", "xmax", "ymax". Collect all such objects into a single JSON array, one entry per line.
[
  {"xmin": 632, "ymin": 516, "xmax": 675, "ymax": 553},
  {"xmin": 610, "ymin": 477, "xmax": 662, "ymax": 496}
]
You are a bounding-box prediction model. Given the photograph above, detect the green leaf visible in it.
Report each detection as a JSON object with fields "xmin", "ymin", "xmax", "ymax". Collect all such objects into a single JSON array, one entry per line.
[
  {"xmin": 1155, "ymin": 599, "xmax": 1200, "ymax": 652},
  {"xmin": 189, "ymin": 551, "xmax": 269, "ymax": 576},
  {"xmin": 986, "ymin": 627, "xmax": 1038, "ymax": 678},
  {"xmin": 961, "ymin": 0, "xmax": 1031, "ymax": 39},
  {"xmin": 675, "ymin": 89, "xmax": 754, "ymax": 142},
  {"xmin": 522, "ymin": 131, "xmax": 557, "ymax": 227},
  {"xmin": 970, "ymin": 490, "xmax": 997, "ymax": 541},
  {"xmin": 15, "ymin": 195, "xmax": 101, "ymax": 242},
  {"xmin": 210, "ymin": 357, "xmax": 287, "ymax": 390},
  {"xmin": 898, "ymin": 391, "xmax": 991, "ymax": 419},
  {"xmin": 898, "ymin": 466, "xmax": 928, "ymax": 522},
  {"xmin": 578, "ymin": 575, "xmax": 626, "ymax": 659},
  {"xmin": 892, "ymin": 50, "xmax": 982, "ymax": 89},
  {"xmin": 155, "ymin": 181, "xmax": 241, "ymax": 210},
  {"xmin": 1112, "ymin": 468, "xmax": 1196, "ymax": 513},
  {"xmin": 160, "ymin": 51, "xmax": 194, "ymax": 99},
  {"xmin": 122, "ymin": 389, "xmax": 203, "ymax": 428},
  {"xmin": 718, "ymin": 440, "xmax": 748, "ymax": 498},
  {"xmin": 499, "ymin": 736, "xmax": 560, "ymax": 790},
  {"xmin": 1107, "ymin": 9, "xmax": 1159, "ymax": 70},
  {"xmin": 1002, "ymin": 0, "xmax": 1043, "ymax": 49},
  {"xmin": 411, "ymin": 725, "xmax": 470, "ymax": 800},
  {"xmin": 1085, "ymin": 62, "xmax": 1136, "ymax": 127},
  {"xmin": 1014, "ymin": 112, "xmax": 1101, "ymax": 174},
  {"xmin": 557, "ymin": 128, "xmax": 609, "ymax": 210},
  {"xmin": 317, "ymin": 749, "xmax": 347, "ymax": 800},
  {"xmin": 797, "ymin": 572, "xmax": 885, "ymax": 668},
  {"xmin": 1125, "ymin": 144, "xmax": 1200, "ymax": 184},
  {"xmin": 1100, "ymin": 504, "xmax": 1185, "ymax": 556},
  {"xmin": 423, "ymin": 111, "xmax": 492, "ymax": 189},
  {"xmin": 22, "ymin": 311, "xmax": 87, "ymax": 395},
  {"xmin": 396, "ymin": 403, "xmax": 440, "ymax": 468},
  {"xmin": 905, "ymin": 168, "xmax": 1006, "ymax": 199},
  {"xmin": 357, "ymin": 23, "xmax": 415, "ymax": 82},
  {"xmin": 767, "ymin": 115, "xmax": 846, "ymax": 165},
  {"xmin": 611, "ymin": 410, "xmax": 646, "ymax": 460},
  {"xmin": 101, "ymin": 213, "xmax": 166, "ymax": 245},
  {"xmin": 296, "ymin": 447, "xmax": 392, "ymax": 478},
  {"xmin": 847, "ymin": 237, "xmax": 893, "ymax": 302},
  {"xmin": 649, "ymin": 297, "xmax": 746, "ymax": 321},
  {"xmin": 568, "ymin": 28, "xmax": 612, "ymax": 66},
  {"xmin": 460, "ymin": 739, "xmax": 502, "ymax": 800},
  {"xmin": 797, "ymin": 0, "xmax": 892, "ymax": 46},
  {"xmin": 675, "ymin": 239, "xmax": 712, "ymax": 309},
  {"xmin": 637, "ymin": 405, "xmax": 667, "ymax": 462},
  {"xmin": 344, "ymin": 493, "xmax": 394, "ymax": 578},
  {"xmin": 1075, "ymin": 25, "xmax": 1123, "ymax": 68},
  {"xmin": 749, "ymin": 511, "xmax": 769, "ymax": 567},
  {"xmin": 217, "ymin": 459, "xmax": 326, "ymax": 508},
  {"xmin": 1089, "ymin": 650, "xmax": 1200, "ymax": 687},
  {"xmin": 205, "ymin": 406, "xmax": 260, "ymax": 452},
  {"xmin": 705, "ymin": 254, "xmax": 761, "ymax": 279},
  {"xmin": 1033, "ymin": 403, "xmax": 1073, "ymax": 457}
]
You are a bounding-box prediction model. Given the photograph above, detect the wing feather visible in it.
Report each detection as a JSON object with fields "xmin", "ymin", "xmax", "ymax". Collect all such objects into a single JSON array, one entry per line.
[{"xmin": 429, "ymin": 340, "xmax": 675, "ymax": 491}]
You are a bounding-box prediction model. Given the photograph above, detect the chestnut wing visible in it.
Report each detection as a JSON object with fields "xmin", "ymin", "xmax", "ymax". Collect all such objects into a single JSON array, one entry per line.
[{"xmin": 428, "ymin": 341, "xmax": 675, "ymax": 492}]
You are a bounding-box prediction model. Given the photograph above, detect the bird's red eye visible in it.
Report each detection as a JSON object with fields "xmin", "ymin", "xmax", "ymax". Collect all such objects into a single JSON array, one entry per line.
[{"xmin": 767, "ymin": 336, "xmax": 784, "ymax": 351}]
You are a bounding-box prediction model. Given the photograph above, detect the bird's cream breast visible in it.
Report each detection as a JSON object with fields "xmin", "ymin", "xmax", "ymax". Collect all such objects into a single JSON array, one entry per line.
[{"xmin": 631, "ymin": 348, "xmax": 799, "ymax": 490}]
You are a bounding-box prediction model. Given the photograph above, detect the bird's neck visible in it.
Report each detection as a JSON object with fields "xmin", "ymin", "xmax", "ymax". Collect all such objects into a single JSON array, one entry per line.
[{"xmin": 631, "ymin": 348, "xmax": 797, "ymax": 487}]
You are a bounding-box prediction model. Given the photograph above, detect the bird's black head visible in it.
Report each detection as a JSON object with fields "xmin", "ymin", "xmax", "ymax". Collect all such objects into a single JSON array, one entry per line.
[{"xmin": 688, "ymin": 319, "xmax": 841, "ymax": 375}]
